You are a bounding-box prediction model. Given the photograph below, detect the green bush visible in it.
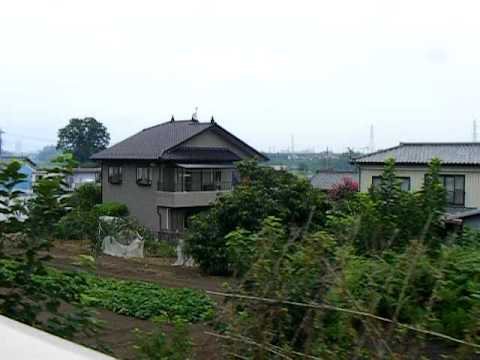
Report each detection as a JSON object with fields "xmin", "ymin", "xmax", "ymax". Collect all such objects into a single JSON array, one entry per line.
[
  {"xmin": 0, "ymin": 155, "xmax": 99, "ymax": 341},
  {"xmin": 134, "ymin": 319, "xmax": 193, "ymax": 360},
  {"xmin": 145, "ymin": 240, "xmax": 177, "ymax": 258},
  {"xmin": 55, "ymin": 209, "xmax": 98, "ymax": 240},
  {"xmin": 225, "ymin": 228, "xmax": 256, "ymax": 276},
  {"xmin": 94, "ymin": 202, "xmax": 129, "ymax": 217},
  {"xmin": 329, "ymin": 242, "xmax": 480, "ymax": 338},
  {"xmin": 185, "ymin": 159, "xmax": 329, "ymax": 275},
  {"xmin": 67, "ymin": 183, "xmax": 101, "ymax": 211},
  {"xmin": 326, "ymin": 158, "xmax": 447, "ymax": 253}
]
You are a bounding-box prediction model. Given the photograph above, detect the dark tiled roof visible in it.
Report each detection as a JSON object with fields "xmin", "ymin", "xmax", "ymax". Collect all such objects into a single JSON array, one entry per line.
[
  {"xmin": 163, "ymin": 146, "xmax": 241, "ymax": 163},
  {"xmin": 91, "ymin": 120, "xmax": 212, "ymax": 160},
  {"xmin": 354, "ymin": 143, "xmax": 480, "ymax": 165},
  {"xmin": 92, "ymin": 119, "xmax": 267, "ymax": 161},
  {"xmin": 310, "ymin": 171, "xmax": 359, "ymax": 190}
]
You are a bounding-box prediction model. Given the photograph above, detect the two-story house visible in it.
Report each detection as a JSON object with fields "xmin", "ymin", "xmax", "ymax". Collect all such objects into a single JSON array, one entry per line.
[
  {"xmin": 353, "ymin": 142, "xmax": 480, "ymax": 227},
  {"xmin": 91, "ymin": 117, "xmax": 267, "ymax": 240}
]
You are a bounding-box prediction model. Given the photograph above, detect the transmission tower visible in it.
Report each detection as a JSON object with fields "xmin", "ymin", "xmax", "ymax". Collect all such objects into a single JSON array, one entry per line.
[
  {"xmin": 369, "ymin": 125, "xmax": 375, "ymax": 153},
  {"xmin": 473, "ymin": 118, "xmax": 478, "ymax": 142}
]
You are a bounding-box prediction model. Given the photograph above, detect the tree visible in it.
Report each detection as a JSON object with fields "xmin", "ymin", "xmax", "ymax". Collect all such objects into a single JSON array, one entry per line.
[
  {"xmin": 184, "ymin": 160, "xmax": 329, "ymax": 275},
  {"xmin": 57, "ymin": 118, "xmax": 110, "ymax": 163}
]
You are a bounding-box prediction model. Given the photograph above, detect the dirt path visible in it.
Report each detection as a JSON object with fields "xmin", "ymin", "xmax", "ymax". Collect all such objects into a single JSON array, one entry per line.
[{"xmin": 48, "ymin": 240, "xmax": 228, "ymax": 292}]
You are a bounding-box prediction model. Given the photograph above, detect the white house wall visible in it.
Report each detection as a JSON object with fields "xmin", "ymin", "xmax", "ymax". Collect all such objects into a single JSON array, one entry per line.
[{"xmin": 359, "ymin": 165, "xmax": 480, "ymax": 208}]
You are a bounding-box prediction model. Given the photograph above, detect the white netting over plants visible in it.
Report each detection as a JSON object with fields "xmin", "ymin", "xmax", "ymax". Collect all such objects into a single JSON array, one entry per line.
[{"xmin": 98, "ymin": 216, "xmax": 144, "ymax": 258}]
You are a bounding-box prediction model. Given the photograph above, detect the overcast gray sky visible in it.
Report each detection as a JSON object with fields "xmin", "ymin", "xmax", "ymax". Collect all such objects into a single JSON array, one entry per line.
[{"xmin": 1, "ymin": 0, "xmax": 480, "ymax": 153}]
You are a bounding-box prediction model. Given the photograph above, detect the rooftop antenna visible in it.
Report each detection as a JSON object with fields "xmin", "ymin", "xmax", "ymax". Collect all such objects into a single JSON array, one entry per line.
[
  {"xmin": 473, "ymin": 117, "xmax": 478, "ymax": 142},
  {"xmin": 369, "ymin": 124, "xmax": 375, "ymax": 153},
  {"xmin": 192, "ymin": 107, "xmax": 199, "ymax": 122}
]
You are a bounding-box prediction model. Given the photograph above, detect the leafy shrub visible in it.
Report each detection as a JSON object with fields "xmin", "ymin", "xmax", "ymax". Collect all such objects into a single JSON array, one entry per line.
[
  {"xmin": 225, "ymin": 228, "xmax": 256, "ymax": 276},
  {"xmin": 328, "ymin": 177, "xmax": 359, "ymax": 203},
  {"xmin": 327, "ymin": 158, "xmax": 447, "ymax": 253},
  {"xmin": 55, "ymin": 209, "xmax": 98, "ymax": 240},
  {"xmin": 328, "ymin": 242, "xmax": 480, "ymax": 338},
  {"xmin": 217, "ymin": 216, "xmax": 480, "ymax": 359},
  {"xmin": 67, "ymin": 183, "xmax": 101, "ymax": 211},
  {"xmin": 81, "ymin": 275, "xmax": 215, "ymax": 322},
  {"xmin": 134, "ymin": 318, "xmax": 193, "ymax": 360},
  {"xmin": 219, "ymin": 217, "xmax": 338, "ymax": 357},
  {"xmin": 185, "ymin": 159, "xmax": 329, "ymax": 275},
  {"xmin": 0, "ymin": 156, "xmax": 99, "ymax": 340},
  {"xmin": 1, "ymin": 261, "xmax": 215, "ymax": 323},
  {"xmin": 94, "ymin": 202, "xmax": 129, "ymax": 217},
  {"xmin": 145, "ymin": 240, "xmax": 177, "ymax": 258},
  {"xmin": 27, "ymin": 154, "xmax": 77, "ymax": 238}
]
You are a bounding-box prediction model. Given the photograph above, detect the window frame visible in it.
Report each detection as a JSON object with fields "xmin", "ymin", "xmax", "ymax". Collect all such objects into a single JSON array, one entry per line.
[
  {"xmin": 371, "ymin": 176, "xmax": 411, "ymax": 192},
  {"xmin": 439, "ymin": 174, "xmax": 465, "ymax": 207},
  {"xmin": 108, "ymin": 166, "xmax": 123, "ymax": 185},
  {"xmin": 136, "ymin": 166, "xmax": 153, "ymax": 186}
]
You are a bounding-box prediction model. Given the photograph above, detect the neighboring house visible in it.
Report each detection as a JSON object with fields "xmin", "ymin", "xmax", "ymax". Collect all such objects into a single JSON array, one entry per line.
[
  {"xmin": 67, "ymin": 167, "xmax": 101, "ymax": 190},
  {"xmin": 353, "ymin": 142, "xmax": 480, "ymax": 228},
  {"xmin": 91, "ymin": 117, "xmax": 267, "ymax": 240},
  {"xmin": 0, "ymin": 156, "xmax": 37, "ymax": 195},
  {"xmin": 310, "ymin": 170, "xmax": 359, "ymax": 192}
]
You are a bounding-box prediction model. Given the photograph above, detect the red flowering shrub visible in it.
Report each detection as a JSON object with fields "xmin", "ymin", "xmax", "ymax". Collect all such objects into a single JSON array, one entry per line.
[{"xmin": 328, "ymin": 177, "xmax": 359, "ymax": 202}]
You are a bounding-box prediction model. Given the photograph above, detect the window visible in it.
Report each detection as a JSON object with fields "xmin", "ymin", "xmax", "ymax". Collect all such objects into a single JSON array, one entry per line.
[
  {"xmin": 136, "ymin": 167, "xmax": 152, "ymax": 186},
  {"xmin": 108, "ymin": 166, "xmax": 122, "ymax": 184},
  {"xmin": 372, "ymin": 176, "xmax": 411, "ymax": 192},
  {"xmin": 440, "ymin": 175, "xmax": 465, "ymax": 206}
]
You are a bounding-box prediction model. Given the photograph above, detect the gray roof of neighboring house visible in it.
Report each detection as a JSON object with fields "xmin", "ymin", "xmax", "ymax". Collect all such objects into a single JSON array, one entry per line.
[
  {"xmin": 446, "ymin": 207, "xmax": 480, "ymax": 220},
  {"xmin": 354, "ymin": 142, "xmax": 480, "ymax": 166},
  {"xmin": 310, "ymin": 171, "xmax": 359, "ymax": 190},
  {"xmin": 91, "ymin": 119, "xmax": 267, "ymax": 161}
]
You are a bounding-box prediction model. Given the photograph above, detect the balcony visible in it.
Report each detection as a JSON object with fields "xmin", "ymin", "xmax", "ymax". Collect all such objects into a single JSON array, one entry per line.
[
  {"xmin": 158, "ymin": 181, "xmax": 233, "ymax": 192},
  {"xmin": 156, "ymin": 165, "xmax": 237, "ymax": 208}
]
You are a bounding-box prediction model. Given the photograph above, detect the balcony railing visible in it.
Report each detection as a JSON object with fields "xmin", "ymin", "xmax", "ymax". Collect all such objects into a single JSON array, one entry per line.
[{"xmin": 158, "ymin": 181, "xmax": 233, "ymax": 192}]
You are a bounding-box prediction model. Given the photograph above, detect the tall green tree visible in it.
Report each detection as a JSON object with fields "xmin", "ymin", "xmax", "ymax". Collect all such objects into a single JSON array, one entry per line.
[{"xmin": 57, "ymin": 117, "xmax": 110, "ymax": 163}]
